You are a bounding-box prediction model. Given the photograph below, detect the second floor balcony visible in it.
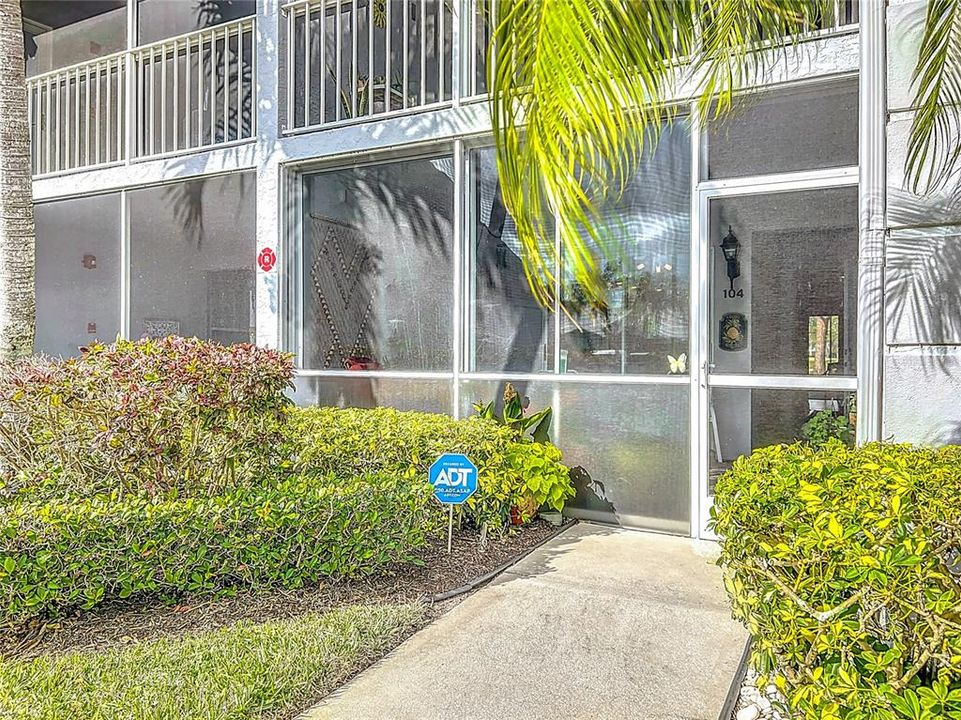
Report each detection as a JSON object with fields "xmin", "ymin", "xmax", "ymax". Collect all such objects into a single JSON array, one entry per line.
[{"xmin": 23, "ymin": 0, "xmax": 861, "ymax": 179}]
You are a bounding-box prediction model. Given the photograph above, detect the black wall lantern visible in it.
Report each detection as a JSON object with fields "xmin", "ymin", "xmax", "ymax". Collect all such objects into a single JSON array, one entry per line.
[{"xmin": 720, "ymin": 225, "xmax": 741, "ymax": 291}]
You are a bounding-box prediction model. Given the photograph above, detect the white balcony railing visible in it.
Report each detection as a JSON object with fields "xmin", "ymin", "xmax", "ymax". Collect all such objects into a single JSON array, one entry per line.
[
  {"xmin": 281, "ymin": 0, "xmax": 859, "ymax": 133},
  {"xmin": 28, "ymin": 52, "xmax": 126, "ymax": 176},
  {"xmin": 25, "ymin": 3, "xmax": 860, "ymax": 175},
  {"xmin": 26, "ymin": 16, "xmax": 256, "ymax": 177},
  {"xmin": 282, "ymin": 0, "xmax": 458, "ymax": 132},
  {"xmin": 134, "ymin": 18, "xmax": 255, "ymax": 159}
]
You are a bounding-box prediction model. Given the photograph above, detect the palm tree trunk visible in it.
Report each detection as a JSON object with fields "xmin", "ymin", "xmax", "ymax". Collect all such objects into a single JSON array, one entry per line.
[{"xmin": 0, "ymin": 0, "xmax": 34, "ymax": 359}]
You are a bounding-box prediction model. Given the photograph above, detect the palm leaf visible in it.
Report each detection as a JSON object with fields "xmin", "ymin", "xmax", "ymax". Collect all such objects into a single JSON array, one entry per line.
[
  {"xmin": 905, "ymin": 0, "xmax": 961, "ymax": 194},
  {"xmin": 690, "ymin": 0, "xmax": 828, "ymax": 120},
  {"xmin": 489, "ymin": 0, "xmax": 835, "ymax": 310},
  {"xmin": 529, "ymin": 407, "xmax": 553, "ymax": 444}
]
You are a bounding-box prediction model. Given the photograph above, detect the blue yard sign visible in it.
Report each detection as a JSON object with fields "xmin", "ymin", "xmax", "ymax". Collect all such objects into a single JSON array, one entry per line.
[{"xmin": 429, "ymin": 453, "xmax": 478, "ymax": 505}]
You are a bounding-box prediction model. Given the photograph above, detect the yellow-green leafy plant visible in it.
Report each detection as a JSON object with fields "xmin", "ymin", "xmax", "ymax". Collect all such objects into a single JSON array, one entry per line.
[
  {"xmin": 801, "ymin": 410, "xmax": 854, "ymax": 448},
  {"xmin": 507, "ymin": 441, "xmax": 573, "ymax": 522},
  {"xmin": 285, "ymin": 406, "xmax": 573, "ymax": 529},
  {"xmin": 472, "ymin": 382, "xmax": 553, "ymax": 444},
  {"xmin": 711, "ymin": 441, "xmax": 961, "ymax": 719}
]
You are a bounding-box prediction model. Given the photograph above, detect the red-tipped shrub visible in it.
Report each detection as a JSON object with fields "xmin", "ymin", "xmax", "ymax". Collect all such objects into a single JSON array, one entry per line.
[{"xmin": 0, "ymin": 336, "xmax": 294, "ymax": 501}]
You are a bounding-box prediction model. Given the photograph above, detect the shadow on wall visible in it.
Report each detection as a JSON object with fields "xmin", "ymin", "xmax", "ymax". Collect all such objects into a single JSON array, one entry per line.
[
  {"xmin": 569, "ymin": 468, "xmax": 618, "ymax": 520},
  {"xmin": 472, "ymin": 159, "xmax": 550, "ymax": 375},
  {"xmin": 931, "ymin": 421, "xmax": 961, "ymax": 445},
  {"xmin": 164, "ymin": 0, "xmax": 255, "ymax": 244},
  {"xmin": 886, "ymin": 192, "xmax": 961, "ymax": 357},
  {"xmin": 881, "ymin": 181, "xmax": 961, "ymax": 443}
]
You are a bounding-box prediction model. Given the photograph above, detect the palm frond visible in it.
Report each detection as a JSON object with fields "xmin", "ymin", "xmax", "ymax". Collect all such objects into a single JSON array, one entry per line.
[
  {"xmin": 690, "ymin": 0, "xmax": 828, "ymax": 120},
  {"xmin": 490, "ymin": 0, "xmax": 692, "ymax": 309},
  {"xmin": 489, "ymin": 0, "xmax": 835, "ymax": 310},
  {"xmin": 905, "ymin": 0, "xmax": 961, "ymax": 194}
]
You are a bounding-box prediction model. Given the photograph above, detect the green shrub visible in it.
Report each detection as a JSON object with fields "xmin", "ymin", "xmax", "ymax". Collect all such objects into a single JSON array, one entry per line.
[
  {"xmin": 285, "ymin": 407, "xmax": 573, "ymax": 528},
  {"xmin": 0, "ymin": 337, "xmax": 293, "ymax": 503},
  {"xmin": 711, "ymin": 441, "xmax": 961, "ymax": 719},
  {"xmin": 0, "ymin": 472, "xmax": 443, "ymax": 622},
  {"xmin": 0, "ymin": 340, "xmax": 573, "ymax": 622},
  {"xmin": 472, "ymin": 382, "xmax": 553, "ymax": 443},
  {"xmin": 507, "ymin": 441, "xmax": 573, "ymax": 518},
  {"xmin": 801, "ymin": 409, "xmax": 854, "ymax": 448}
]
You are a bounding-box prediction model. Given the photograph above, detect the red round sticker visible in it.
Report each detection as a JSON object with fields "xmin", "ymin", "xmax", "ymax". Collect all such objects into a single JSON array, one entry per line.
[{"xmin": 257, "ymin": 247, "xmax": 276, "ymax": 272}]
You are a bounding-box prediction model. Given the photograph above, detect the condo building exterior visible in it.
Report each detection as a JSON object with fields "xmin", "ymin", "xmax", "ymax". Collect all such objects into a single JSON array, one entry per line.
[{"xmin": 23, "ymin": 0, "xmax": 956, "ymax": 538}]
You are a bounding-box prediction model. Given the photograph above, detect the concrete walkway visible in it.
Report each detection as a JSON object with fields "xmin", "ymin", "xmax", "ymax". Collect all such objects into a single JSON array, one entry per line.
[{"xmin": 301, "ymin": 523, "xmax": 747, "ymax": 720}]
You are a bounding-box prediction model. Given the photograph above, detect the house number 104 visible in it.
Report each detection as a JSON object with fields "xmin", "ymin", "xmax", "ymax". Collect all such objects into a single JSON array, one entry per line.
[{"xmin": 723, "ymin": 288, "xmax": 744, "ymax": 299}]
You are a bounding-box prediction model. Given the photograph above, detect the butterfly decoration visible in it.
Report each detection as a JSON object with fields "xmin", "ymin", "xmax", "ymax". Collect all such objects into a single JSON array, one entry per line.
[{"xmin": 668, "ymin": 353, "xmax": 687, "ymax": 375}]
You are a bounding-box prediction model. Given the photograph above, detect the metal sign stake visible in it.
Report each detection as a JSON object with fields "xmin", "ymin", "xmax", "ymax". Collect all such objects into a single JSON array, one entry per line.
[{"xmin": 447, "ymin": 505, "xmax": 454, "ymax": 554}]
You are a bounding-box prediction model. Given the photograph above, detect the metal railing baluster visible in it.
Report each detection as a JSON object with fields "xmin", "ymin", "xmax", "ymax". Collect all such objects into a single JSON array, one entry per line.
[
  {"xmin": 160, "ymin": 42, "xmax": 167, "ymax": 154},
  {"xmin": 197, "ymin": 34, "xmax": 204, "ymax": 147},
  {"xmin": 223, "ymin": 24, "xmax": 229, "ymax": 141},
  {"xmin": 185, "ymin": 37, "xmax": 191, "ymax": 149},
  {"xmin": 437, "ymin": 0, "xmax": 443, "ymax": 101},
  {"xmin": 84, "ymin": 65, "xmax": 91, "ymax": 165},
  {"xmin": 384, "ymin": 0, "xmax": 392, "ymax": 112},
  {"xmin": 95, "ymin": 62, "xmax": 101, "ymax": 164},
  {"xmin": 54, "ymin": 74, "xmax": 60, "ymax": 171},
  {"xmin": 173, "ymin": 39, "xmax": 179, "ymax": 151},
  {"xmin": 305, "ymin": 4, "xmax": 312, "ymax": 127},
  {"xmin": 209, "ymin": 30, "xmax": 216, "ymax": 145},
  {"xmin": 286, "ymin": 7, "xmax": 294, "ymax": 128},
  {"xmin": 116, "ymin": 57, "xmax": 123, "ymax": 161},
  {"xmin": 335, "ymin": 2, "xmax": 343, "ymax": 121},
  {"xmin": 402, "ymin": 0, "xmax": 409, "ymax": 108},
  {"xmin": 149, "ymin": 47, "xmax": 156, "ymax": 155},
  {"xmin": 27, "ymin": 80, "xmax": 34, "ymax": 173},
  {"xmin": 105, "ymin": 61, "xmax": 112, "ymax": 163},
  {"xmin": 236, "ymin": 23, "xmax": 243, "ymax": 139},
  {"xmin": 420, "ymin": 0, "xmax": 426, "ymax": 105},
  {"xmin": 319, "ymin": 2, "xmax": 326, "ymax": 125},
  {"xmin": 352, "ymin": 0, "xmax": 358, "ymax": 118},
  {"xmin": 45, "ymin": 77, "xmax": 51, "ymax": 173}
]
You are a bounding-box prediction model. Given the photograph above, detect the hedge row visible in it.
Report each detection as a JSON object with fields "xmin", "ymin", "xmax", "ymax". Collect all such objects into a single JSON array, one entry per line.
[
  {"xmin": 285, "ymin": 407, "xmax": 573, "ymax": 529},
  {"xmin": 0, "ymin": 339, "xmax": 575, "ymax": 622},
  {"xmin": 0, "ymin": 472, "xmax": 443, "ymax": 622},
  {"xmin": 712, "ymin": 441, "xmax": 961, "ymax": 720}
]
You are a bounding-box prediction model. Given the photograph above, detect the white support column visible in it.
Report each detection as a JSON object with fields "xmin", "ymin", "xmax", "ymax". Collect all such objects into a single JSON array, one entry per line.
[
  {"xmin": 119, "ymin": 189, "xmax": 131, "ymax": 339},
  {"xmin": 857, "ymin": 0, "xmax": 886, "ymax": 443},
  {"xmin": 255, "ymin": 0, "xmax": 282, "ymax": 349},
  {"xmin": 688, "ymin": 106, "xmax": 706, "ymax": 540},
  {"xmin": 452, "ymin": 139, "xmax": 464, "ymax": 418}
]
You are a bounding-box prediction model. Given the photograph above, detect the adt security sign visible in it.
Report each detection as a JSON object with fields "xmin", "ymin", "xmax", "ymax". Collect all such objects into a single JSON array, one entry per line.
[{"xmin": 429, "ymin": 453, "xmax": 478, "ymax": 505}]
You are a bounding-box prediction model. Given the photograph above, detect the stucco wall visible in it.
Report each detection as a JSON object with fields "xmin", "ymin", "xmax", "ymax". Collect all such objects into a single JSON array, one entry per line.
[{"xmin": 882, "ymin": 0, "xmax": 961, "ymax": 443}]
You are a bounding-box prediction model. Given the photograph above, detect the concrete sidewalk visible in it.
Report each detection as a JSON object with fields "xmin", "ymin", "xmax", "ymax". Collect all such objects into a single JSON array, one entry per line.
[{"xmin": 301, "ymin": 523, "xmax": 747, "ymax": 720}]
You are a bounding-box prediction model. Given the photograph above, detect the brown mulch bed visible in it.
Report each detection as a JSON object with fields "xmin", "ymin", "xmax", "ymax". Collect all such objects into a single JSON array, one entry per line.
[{"xmin": 3, "ymin": 519, "xmax": 568, "ymax": 661}]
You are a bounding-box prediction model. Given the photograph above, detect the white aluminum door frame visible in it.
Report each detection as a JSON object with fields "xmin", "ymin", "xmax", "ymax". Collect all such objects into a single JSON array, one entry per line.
[{"xmin": 691, "ymin": 166, "xmax": 859, "ymax": 539}]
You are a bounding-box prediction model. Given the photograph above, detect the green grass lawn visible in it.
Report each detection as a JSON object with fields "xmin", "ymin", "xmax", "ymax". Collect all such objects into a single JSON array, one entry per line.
[{"xmin": 0, "ymin": 603, "xmax": 426, "ymax": 720}]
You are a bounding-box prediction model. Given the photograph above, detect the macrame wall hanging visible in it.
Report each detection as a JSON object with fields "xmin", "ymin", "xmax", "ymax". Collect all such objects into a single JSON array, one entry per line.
[{"xmin": 306, "ymin": 214, "xmax": 376, "ymax": 369}]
